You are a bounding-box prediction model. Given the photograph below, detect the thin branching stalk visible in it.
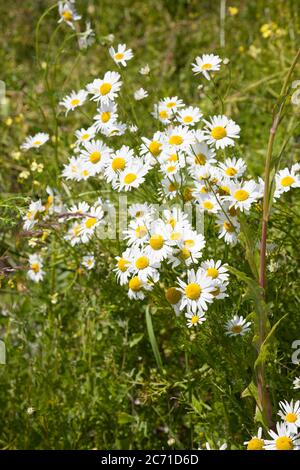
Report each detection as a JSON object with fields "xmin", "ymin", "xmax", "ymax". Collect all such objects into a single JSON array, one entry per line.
[{"xmin": 257, "ymin": 48, "xmax": 300, "ymax": 428}]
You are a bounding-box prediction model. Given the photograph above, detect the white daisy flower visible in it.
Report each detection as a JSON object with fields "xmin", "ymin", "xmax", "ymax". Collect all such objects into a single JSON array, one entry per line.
[
  {"xmin": 170, "ymin": 231, "xmax": 205, "ymax": 267},
  {"xmin": 129, "ymin": 250, "xmax": 160, "ymax": 282},
  {"xmin": 163, "ymin": 208, "xmax": 190, "ymax": 232},
  {"xmin": 82, "ymin": 255, "xmax": 95, "ymax": 270},
  {"xmin": 177, "ymin": 106, "xmax": 202, "ymax": 126},
  {"xmin": 80, "ymin": 205, "xmax": 104, "ymax": 243},
  {"xmin": 278, "ymin": 400, "xmax": 300, "ymax": 434},
  {"xmin": 197, "ymin": 195, "xmax": 221, "ymax": 214},
  {"xmin": 200, "ymin": 259, "xmax": 229, "ymax": 283},
  {"xmin": 216, "ymin": 211, "xmax": 240, "ymax": 246},
  {"xmin": 218, "ymin": 157, "xmax": 247, "ymax": 180},
  {"xmin": 144, "ymin": 220, "xmax": 173, "ymax": 262},
  {"xmin": 101, "ymin": 121, "xmax": 127, "ymax": 137},
  {"xmin": 177, "ymin": 268, "xmax": 215, "ymax": 313},
  {"xmin": 64, "ymin": 222, "xmax": 84, "ymax": 246},
  {"xmin": 159, "ymin": 96, "xmax": 184, "ymax": 112},
  {"xmin": 244, "ymin": 428, "xmax": 264, "ymax": 450},
  {"xmin": 128, "ymin": 203, "xmax": 154, "ymax": 220},
  {"xmin": 114, "ymin": 249, "xmax": 133, "ymax": 285},
  {"xmin": 109, "ymin": 43, "xmax": 133, "ymax": 67},
  {"xmin": 192, "ymin": 53, "xmax": 222, "ymax": 80},
  {"xmin": 140, "ymin": 132, "xmax": 165, "ymax": 162},
  {"xmin": 203, "ymin": 115, "xmax": 240, "ymax": 149},
  {"xmin": 45, "ymin": 186, "xmax": 64, "ymax": 215},
  {"xmin": 78, "ymin": 21, "xmax": 95, "ymax": 49},
  {"xmin": 274, "ymin": 166, "xmax": 300, "ymax": 199},
  {"xmin": 28, "ymin": 254, "xmax": 45, "ymax": 283},
  {"xmin": 127, "ymin": 276, "xmax": 153, "ymax": 300},
  {"xmin": 210, "ymin": 281, "xmax": 229, "ymax": 300},
  {"xmin": 225, "ymin": 315, "xmax": 251, "ymax": 337},
  {"xmin": 186, "ymin": 142, "xmax": 216, "ymax": 173},
  {"xmin": 92, "ymin": 102, "xmax": 118, "ymax": 132},
  {"xmin": 124, "ymin": 217, "xmax": 151, "ymax": 247},
  {"xmin": 185, "ymin": 310, "xmax": 206, "ymax": 328},
  {"xmin": 23, "ymin": 200, "xmax": 45, "ymax": 230},
  {"xmin": 159, "ymin": 177, "xmax": 180, "ymax": 200},
  {"xmin": 86, "ymin": 71, "xmax": 122, "ymax": 105},
  {"xmin": 165, "ymin": 125, "xmax": 195, "ymax": 151},
  {"xmin": 104, "ymin": 145, "xmax": 134, "ymax": 182},
  {"xmin": 293, "ymin": 377, "xmax": 300, "ymax": 390},
  {"xmin": 58, "ymin": 1, "xmax": 81, "ymax": 29},
  {"xmin": 225, "ymin": 180, "xmax": 261, "ymax": 212},
  {"xmin": 139, "ymin": 64, "xmax": 150, "ymax": 75},
  {"xmin": 152, "ymin": 105, "xmax": 173, "ymax": 125},
  {"xmin": 21, "ymin": 132, "xmax": 49, "ymax": 151},
  {"xmin": 68, "ymin": 201, "xmax": 90, "ymax": 218},
  {"xmin": 79, "ymin": 139, "xmax": 111, "ymax": 173},
  {"xmin": 264, "ymin": 422, "xmax": 300, "ymax": 450},
  {"xmin": 59, "ymin": 89, "xmax": 87, "ymax": 114},
  {"xmin": 74, "ymin": 127, "xmax": 96, "ymax": 147},
  {"xmin": 134, "ymin": 88, "xmax": 148, "ymax": 101},
  {"xmin": 114, "ymin": 160, "xmax": 150, "ymax": 191}
]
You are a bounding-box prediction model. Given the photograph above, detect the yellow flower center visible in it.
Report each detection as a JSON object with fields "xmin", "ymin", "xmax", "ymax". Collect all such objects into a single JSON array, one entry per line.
[
  {"xmin": 212, "ymin": 287, "xmax": 220, "ymax": 297},
  {"xmin": 234, "ymin": 189, "xmax": 249, "ymax": 201},
  {"xmin": 71, "ymin": 98, "xmax": 80, "ymax": 106},
  {"xmin": 167, "ymin": 165, "xmax": 176, "ymax": 173},
  {"xmin": 181, "ymin": 248, "xmax": 191, "ymax": 259},
  {"xmin": 31, "ymin": 263, "xmax": 40, "ymax": 273},
  {"xmin": 168, "ymin": 218, "xmax": 176, "ymax": 229},
  {"xmin": 82, "ymin": 169, "xmax": 89, "ymax": 177},
  {"xmin": 195, "ymin": 153, "xmax": 206, "ymax": 165},
  {"xmin": 275, "ymin": 436, "xmax": 294, "ymax": 451},
  {"xmin": 101, "ymin": 111, "xmax": 111, "ymax": 123},
  {"xmin": 225, "ymin": 167, "xmax": 237, "ymax": 176},
  {"xmin": 99, "ymin": 83, "xmax": 112, "ymax": 96},
  {"xmin": 247, "ymin": 438, "xmax": 264, "ymax": 451},
  {"xmin": 135, "ymin": 256, "xmax": 149, "ymax": 270},
  {"xmin": 285, "ymin": 413, "xmax": 297, "ymax": 423},
  {"xmin": 203, "ymin": 200, "xmax": 214, "ymax": 210},
  {"xmin": 149, "ymin": 234, "xmax": 164, "ymax": 250},
  {"xmin": 73, "ymin": 224, "xmax": 82, "ymax": 236},
  {"xmin": 219, "ymin": 185, "xmax": 230, "ymax": 195},
  {"xmin": 201, "ymin": 63, "xmax": 212, "ymax": 70},
  {"xmin": 231, "ymin": 325, "xmax": 242, "ymax": 334},
  {"xmin": 117, "ymin": 258, "xmax": 129, "ymax": 272},
  {"xmin": 165, "ymin": 287, "xmax": 182, "ymax": 305},
  {"xmin": 85, "ymin": 217, "xmax": 97, "ymax": 229},
  {"xmin": 33, "ymin": 140, "xmax": 41, "ymax": 146},
  {"xmin": 168, "ymin": 183, "xmax": 176, "ymax": 192},
  {"xmin": 169, "ymin": 135, "xmax": 183, "ymax": 146},
  {"xmin": 211, "ymin": 126, "xmax": 227, "ymax": 140},
  {"xmin": 228, "ymin": 206, "xmax": 237, "ymax": 217},
  {"xmin": 224, "ymin": 221, "xmax": 234, "ymax": 232},
  {"xmin": 81, "ymin": 133, "xmax": 90, "ymax": 140},
  {"xmin": 129, "ymin": 276, "xmax": 142, "ymax": 291},
  {"xmin": 170, "ymin": 231, "xmax": 182, "ymax": 241},
  {"xmin": 185, "ymin": 283, "xmax": 201, "ymax": 300},
  {"xmin": 281, "ymin": 176, "xmax": 294, "ymax": 187},
  {"xmin": 206, "ymin": 267, "xmax": 219, "ymax": 279},
  {"xmin": 62, "ymin": 10, "xmax": 73, "ymax": 21},
  {"xmin": 149, "ymin": 141, "xmax": 162, "ymax": 157},
  {"xmin": 114, "ymin": 52, "xmax": 124, "ymax": 60},
  {"xmin": 124, "ymin": 173, "xmax": 137, "ymax": 184},
  {"xmin": 135, "ymin": 225, "xmax": 147, "ymax": 238},
  {"xmin": 184, "ymin": 239, "xmax": 195, "ymax": 249},
  {"xmin": 112, "ymin": 157, "xmax": 125, "ymax": 172},
  {"xmin": 159, "ymin": 110, "xmax": 168, "ymax": 119},
  {"xmin": 183, "ymin": 187, "xmax": 194, "ymax": 201},
  {"xmin": 166, "ymin": 101, "xmax": 176, "ymax": 108},
  {"xmin": 183, "ymin": 115, "xmax": 193, "ymax": 123},
  {"xmin": 89, "ymin": 151, "xmax": 101, "ymax": 164},
  {"xmin": 168, "ymin": 154, "xmax": 178, "ymax": 162},
  {"xmin": 191, "ymin": 315, "xmax": 199, "ymax": 324}
]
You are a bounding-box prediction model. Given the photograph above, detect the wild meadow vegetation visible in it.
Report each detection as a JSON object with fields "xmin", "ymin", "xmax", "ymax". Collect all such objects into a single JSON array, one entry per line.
[{"xmin": 1, "ymin": 0, "xmax": 300, "ymax": 450}]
